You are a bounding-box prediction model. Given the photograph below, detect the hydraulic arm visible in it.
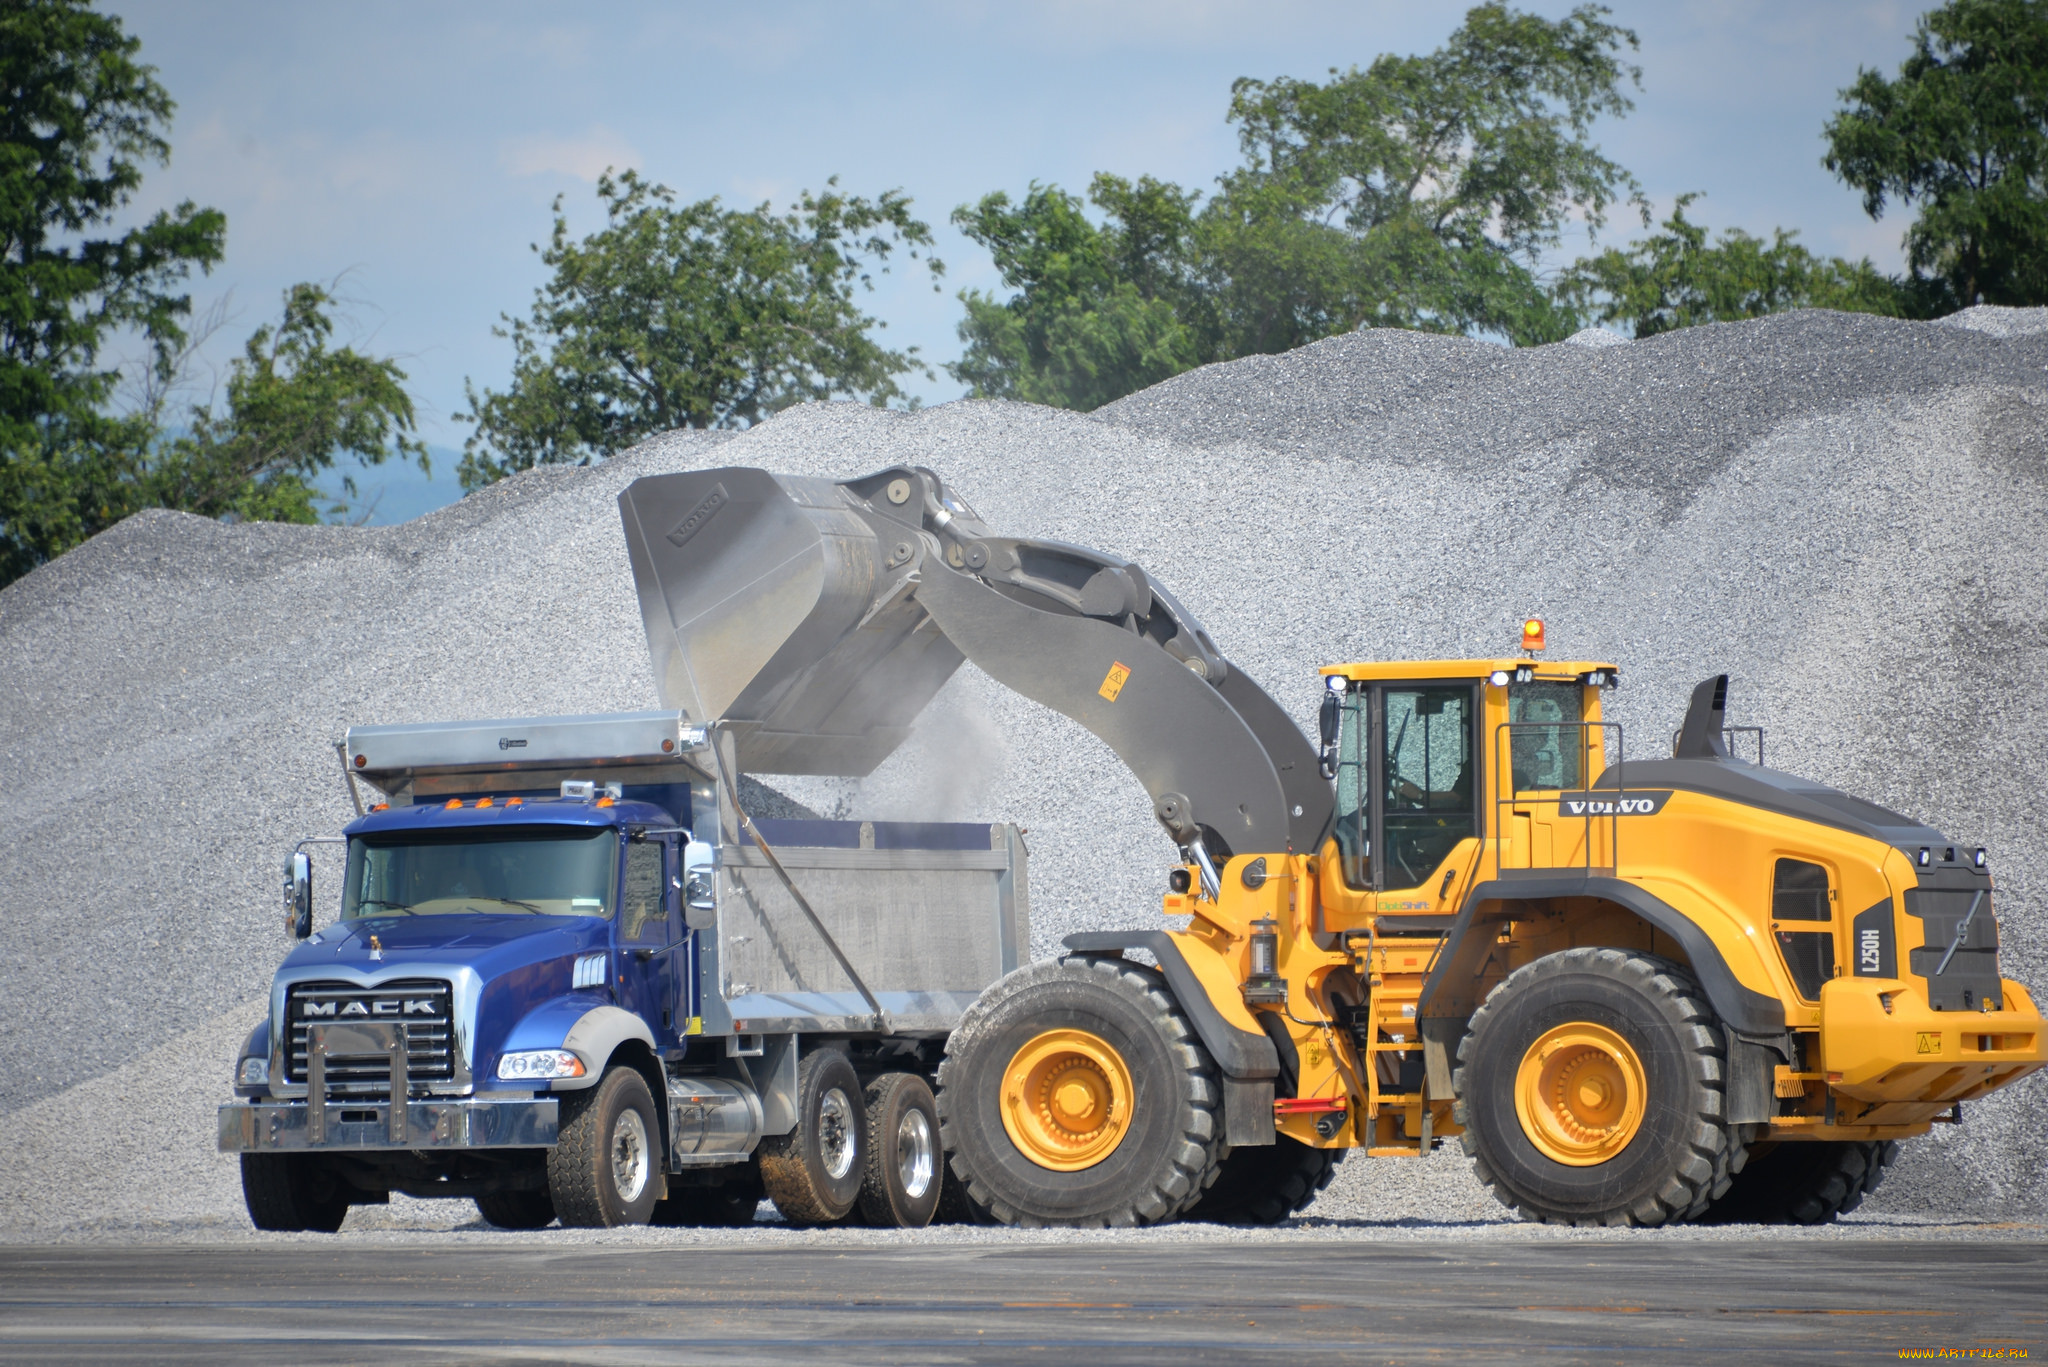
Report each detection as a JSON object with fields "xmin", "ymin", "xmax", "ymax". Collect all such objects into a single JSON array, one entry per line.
[{"xmin": 618, "ymin": 465, "xmax": 1333, "ymax": 863}]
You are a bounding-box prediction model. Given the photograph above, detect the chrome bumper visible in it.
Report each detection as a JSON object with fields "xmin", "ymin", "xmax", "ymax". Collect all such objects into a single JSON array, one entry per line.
[{"xmin": 218, "ymin": 1096, "xmax": 558, "ymax": 1154}]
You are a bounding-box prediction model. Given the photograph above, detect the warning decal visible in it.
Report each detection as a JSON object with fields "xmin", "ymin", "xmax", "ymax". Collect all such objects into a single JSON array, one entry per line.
[
  {"xmin": 1099, "ymin": 661, "xmax": 1132, "ymax": 701},
  {"xmin": 1916, "ymin": 1032, "xmax": 1942, "ymax": 1055}
]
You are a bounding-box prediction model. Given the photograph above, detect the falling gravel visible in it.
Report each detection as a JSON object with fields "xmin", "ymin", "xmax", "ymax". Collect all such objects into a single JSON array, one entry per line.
[{"xmin": 2, "ymin": 307, "xmax": 2045, "ymax": 1241}]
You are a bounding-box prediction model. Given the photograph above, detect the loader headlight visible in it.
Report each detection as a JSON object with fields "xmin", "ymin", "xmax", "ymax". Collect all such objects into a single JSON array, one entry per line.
[
  {"xmin": 237, "ymin": 1057, "xmax": 270, "ymax": 1088},
  {"xmin": 496, "ymin": 1050, "xmax": 587, "ymax": 1081},
  {"xmin": 1489, "ymin": 670, "xmax": 1511, "ymax": 687}
]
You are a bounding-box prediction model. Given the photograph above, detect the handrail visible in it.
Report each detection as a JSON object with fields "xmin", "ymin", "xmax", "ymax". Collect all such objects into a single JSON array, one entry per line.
[{"xmin": 1491, "ymin": 719, "xmax": 1629, "ymax": 876}]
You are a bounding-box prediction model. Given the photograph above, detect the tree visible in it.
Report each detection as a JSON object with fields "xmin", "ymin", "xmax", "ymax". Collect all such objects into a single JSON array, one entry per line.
[
  {"xmin": 950, "ymin": 3, "xmax": 1645, "ymax": 410},
  {"xmin": 145, "ymin": 281, "xmax": 429, "ymax": 523},
  {"xmin": 0, "ymin": 0, "xmax": 225, "ymax": 584},
  {"xmin": 1824, "ymin": 0, "xmax": 2048, "ymax": 312},
  {"xmin": 459, "ymin": 170, "xmax": 943, "ymax": 489},
  {"xmin": 950, "ymin": 176, "xmax": 1201, "ymax": 411},
  {"xmin": 1554, "ymin": 195, "xmax": 1903, "ymax": 338}
]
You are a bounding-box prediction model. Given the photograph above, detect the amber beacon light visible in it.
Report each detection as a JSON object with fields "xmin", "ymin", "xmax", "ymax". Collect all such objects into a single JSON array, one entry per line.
[{"xmin": 1521, "ymin": 617, "xmax": 1546, "ymax": 653}]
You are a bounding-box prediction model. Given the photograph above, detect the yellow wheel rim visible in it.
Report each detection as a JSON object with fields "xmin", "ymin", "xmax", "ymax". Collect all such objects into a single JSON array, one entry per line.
[
  {"xmin": 1000, "ymin": 1029, "xmax": 1134, "ymax": 1172},
  {"xmin": 1514, "ymin": 1021, "xmax": 1646, "ymax": 1166}
]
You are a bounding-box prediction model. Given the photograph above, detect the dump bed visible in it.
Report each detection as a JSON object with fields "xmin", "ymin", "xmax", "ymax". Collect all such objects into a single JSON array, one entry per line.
[{"xmin": 712, "ymin": 817, "xmax": 1031, "ymax": 1037}]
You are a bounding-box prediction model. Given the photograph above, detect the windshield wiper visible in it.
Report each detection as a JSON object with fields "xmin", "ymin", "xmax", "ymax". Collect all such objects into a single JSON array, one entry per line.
[
  {"xmin": 355, "ymin": 898, "xmax": 416, "ymax": 916},
  {"xmin": 464, "ymin": 896, "xmax": 547, "ymax": 915}
]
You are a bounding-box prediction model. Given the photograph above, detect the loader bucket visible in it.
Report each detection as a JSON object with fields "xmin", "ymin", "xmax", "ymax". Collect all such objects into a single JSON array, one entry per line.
[{"xmin": 618, "ymin": 467, "xmax": 965, "ymax": 776}]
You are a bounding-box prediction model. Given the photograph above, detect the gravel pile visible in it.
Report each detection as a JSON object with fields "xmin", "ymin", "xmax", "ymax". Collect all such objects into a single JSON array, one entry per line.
[{"xmin": 3, "ymin": 307, "xmax": 2044, "ymax": 1239}]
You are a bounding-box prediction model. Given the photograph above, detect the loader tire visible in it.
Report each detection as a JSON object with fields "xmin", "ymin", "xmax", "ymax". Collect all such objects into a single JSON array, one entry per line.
[
  {"xmin": 240, "ymin": 1153, "xmax": 349, "ymax": 1233},
  {"xmin": 1181, "ymin": 1134, "xmax": 1342, "ymax": 1225},
  {"xmin": 1453, "ymin": 947, "xmax": 1741, "ymax": 1228},
  {"xmin": 758, "ymin": 1049, "xmax": 867, "ymax": 1225},
  {"xmin": 547, "ymin": 1064, "xmax": 663, "ymax": 1228},
  {"xmin": 473, "ymin": 1186, "xmax": 556, "ymax": 1229},
  {"xmin": 857, "ymin": 1072, "xmax": 943, "ymax": 1228},
  {"xmin": 1698, "ymin": 1138, "xmax": 1898, "ymax": 1225},
  {"xmin": 935, "ymin": 954, "xmax": 1225, "ymax": 1229}
]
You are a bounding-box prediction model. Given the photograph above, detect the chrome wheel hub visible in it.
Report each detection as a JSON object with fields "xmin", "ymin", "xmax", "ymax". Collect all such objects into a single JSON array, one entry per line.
[
  {"xmin": 819, "ymin": 1087, "xmax": 857, "ymax": 1181},
  {"xmin": 897, "ymin": 1107, "xmax": 935, "ymax": 1200},
  {"xmin": 611, "ymin": 1107, "xmax": 650, "ymax": 1202}
]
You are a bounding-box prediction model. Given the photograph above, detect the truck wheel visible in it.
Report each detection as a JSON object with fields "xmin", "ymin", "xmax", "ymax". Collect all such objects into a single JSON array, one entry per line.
[
  {"xmin": 858, "ymin": 1072, "xmax": 943, "ymax": 1228},
  {"xmin": 1699, "ymin": 1139, "xmax": 1899, "ymax": 1224},
  {"xmin": 758, "ymin": 1049, "xmax": 866, "ymax": 1225},
  {"xmin": 651, "ymin": 1167, "xmax": 764, "ymax": 1227},
  {"xmin": 240, "ymin": 1153, "xmax": 349, "ymax": 1233},
  {"xmin": 935, "ymin": 954, "xmax": 1224, "ymax": 1229},
  {"xmin": 1181, "ymin": 1135, "xmax": 1341, "ymax": 1225},
  {"xmin": 547, "ymin": 1065, "xmax": 663, "ymax": 1228},
  {"xmin": 1453, "ymin": 947, "xmax": 1740, "ymax": 1228},
  {"xmin": 473, "ymin": 1187, "xmax": 556, "ymax": 1230}
]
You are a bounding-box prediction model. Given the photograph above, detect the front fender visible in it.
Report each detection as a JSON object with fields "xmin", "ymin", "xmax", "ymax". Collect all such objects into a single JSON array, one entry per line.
[{"xmin": 495, "ymin": 998, "xmax": 655, "ymax": 1091}]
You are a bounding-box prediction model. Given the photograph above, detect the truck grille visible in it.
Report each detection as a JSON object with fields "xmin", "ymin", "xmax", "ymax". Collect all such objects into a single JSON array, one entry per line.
[{"xmin": 284, "ymin": 979, "xmax": 455, "ymax": 1095}]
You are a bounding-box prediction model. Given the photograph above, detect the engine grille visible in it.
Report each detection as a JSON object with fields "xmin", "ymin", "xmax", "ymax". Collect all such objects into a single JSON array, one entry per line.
[
  {"xmin": 285, "ymin": 979, "xmax": 455, "ymax": 1095},
  {"xmin": 1905, "ymin": 884, "xmax": 2004, "ymax": 1012}
]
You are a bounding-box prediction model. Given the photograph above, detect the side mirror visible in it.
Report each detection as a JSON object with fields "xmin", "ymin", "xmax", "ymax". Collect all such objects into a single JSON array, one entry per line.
[
  {"xmin": 1317, "ymin": 691, "xmax": 1342, "ymax": 779},
  {"xmin": 682, "ymin": 870, "xmax": 715, "ymax": 931},
  {"xmin": 286, "ymin": 851, "xmax": 314, "ymax": 939}
]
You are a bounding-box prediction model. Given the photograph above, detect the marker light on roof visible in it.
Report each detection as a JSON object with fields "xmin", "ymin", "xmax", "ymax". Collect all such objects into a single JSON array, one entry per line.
[
  {"xmin": 1522, "ymin": 618, "xmax": 1546, "ymax": 652},
  {"xmin": 445, "ymin": 799, "xmax": 463, "ymax": 810},
  {"xmin": 476, "ymin": 797, "xmax": 493, "ymax": 808}
]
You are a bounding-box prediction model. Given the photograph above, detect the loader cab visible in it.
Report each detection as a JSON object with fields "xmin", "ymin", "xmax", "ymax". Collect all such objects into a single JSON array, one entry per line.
[{"xmin": 1318, "ymin": 658, "xmax": 1618, "ymax": 929}]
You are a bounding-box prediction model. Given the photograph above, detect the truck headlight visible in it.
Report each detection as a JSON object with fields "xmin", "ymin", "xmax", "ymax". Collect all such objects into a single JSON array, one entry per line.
[
  {"xmin": 496, "ymin": 1050, "xmax": 587, "ymax": 1081},
  {"xmin": 237, "ymin": 1057, "xmax": 269, "ymax": 1088}
]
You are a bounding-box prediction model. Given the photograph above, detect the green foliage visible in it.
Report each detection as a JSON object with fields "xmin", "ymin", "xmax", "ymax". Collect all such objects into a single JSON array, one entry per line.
[
  {"xmin": 950, "ymin": 177, "xmax": 1200, "ymax": 412},
  {"xmin": 147, "ymin": 282, "xmax": 429, "ymax": 522},
  {"xmin": 459, "ymin": 170, "xmax": 942, "ymax": 489},
  {"xmin": 1555, "ymin": 195, "xmax": 1904, "ymax": 338},
  {"xmin": 951, "ymin": 3, "xmax": 1643, "ymax": 410},
  {"xmin": 1214, "ymin": 0, "xmax": 1641, "ymax": 348},
  {"xmin": 1824, "ymin": 0, "xmax": 2048, "ymax": 310},
  {"xmin": 0, "ymin": 0, "xmax": 225, "ymax": 584}
]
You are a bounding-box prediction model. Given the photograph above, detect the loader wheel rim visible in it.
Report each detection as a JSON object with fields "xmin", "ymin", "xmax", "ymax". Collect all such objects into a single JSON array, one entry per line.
[
  {"xmin": 1514, "ymin": 1022, "xmax": 1646, "ymax": 1166},
  {"xmin": 1000, "ymin": 1029, "xmax": 1134, "ymax": 1172}
]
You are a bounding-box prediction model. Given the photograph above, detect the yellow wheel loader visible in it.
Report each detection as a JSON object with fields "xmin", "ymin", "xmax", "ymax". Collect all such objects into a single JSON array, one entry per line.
[{"xmin": 619, "ymin": 464, "xmax": 2045, "ymax": 1229}]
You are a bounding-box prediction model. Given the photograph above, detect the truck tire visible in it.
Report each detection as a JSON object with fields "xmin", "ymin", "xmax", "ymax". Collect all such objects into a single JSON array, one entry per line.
[
  {"xmin": 651, "ymin": 1167, "xmax": 764, "ymax": 1227},
  {"xmin": 1699, "ymin": 1138, "xmax": 1898, "ymax": 1225},
  {"xmin": 858, "ymin": 1072, "xmax": 943, "ymax": 1228},
  {"xmin": 935, "ymin": 954, "xmax": 1225, "ymax": 1229},
  {"xmin": 1453, "ymin": 947, "xmax": 1741, "ymax": 1228},
  {"xmin": 546, "ymin": 1064, "xmax": 663, "ymax": 1228},
  {"xmin": 1181, "ymin": 1135, "xmax": 1341, "ymax": 1225},
  {"xmin": 241, "ymin": 1153, "xmax": 350, "ymax": 1233},
  {"xmin": 758, "ymin": 1049, "xmax": 866, "ymax": 1225},
  {"xmin": 474, "ymin": 1187, "xmax": 556, "ymax": 1230}
]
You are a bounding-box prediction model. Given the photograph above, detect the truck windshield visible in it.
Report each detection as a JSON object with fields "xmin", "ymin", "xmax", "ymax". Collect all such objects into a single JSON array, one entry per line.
[{"xmin": 342, "ymin": 828, "xmax": 618, "ymax": 919}]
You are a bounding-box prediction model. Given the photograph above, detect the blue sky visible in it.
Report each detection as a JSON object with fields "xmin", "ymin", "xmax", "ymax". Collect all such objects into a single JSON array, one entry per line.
[{"xmin": 109, "ymin": 1, "xmax": 1925, "ymax": 517}]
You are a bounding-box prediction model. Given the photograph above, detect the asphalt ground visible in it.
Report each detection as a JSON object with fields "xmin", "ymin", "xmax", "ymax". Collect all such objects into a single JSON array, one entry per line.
[{"xmin": 1, "ymin": 1238, "xmax": 2041, "ymax": 1365}]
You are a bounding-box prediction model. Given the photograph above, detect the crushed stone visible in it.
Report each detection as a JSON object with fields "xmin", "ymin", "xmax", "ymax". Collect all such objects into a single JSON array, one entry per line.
[{"xmin": 2, "ymin": 307, "xmax": 2044, "ymax": 1240}]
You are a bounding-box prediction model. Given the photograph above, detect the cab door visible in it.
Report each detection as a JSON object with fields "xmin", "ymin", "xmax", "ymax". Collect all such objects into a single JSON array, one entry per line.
[
  {"xmin": 1372, "ymin": 683, "xmax": 1482, "ymax": 915},
  {"xmin": 616, "ymin": 836, "xmax": 684, "ymax": 1048}
]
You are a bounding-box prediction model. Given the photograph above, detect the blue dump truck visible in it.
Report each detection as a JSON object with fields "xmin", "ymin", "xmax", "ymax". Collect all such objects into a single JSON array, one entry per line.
[{"xmin": 218, "ymin": 709, "xmax": 1030, "ymax": 1230}]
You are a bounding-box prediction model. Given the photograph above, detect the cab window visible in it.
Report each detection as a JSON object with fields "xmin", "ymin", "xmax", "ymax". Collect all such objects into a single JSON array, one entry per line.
[
  {"xmin": 1333, "ymin": 689, "xmax": 1370, "ymax": 890},
  {"xmin": 1508, "ymin": 682, "xmax": 1584, "ymax": 791},
  {"xmin": 620, "ymin": 842, "xmax": 668, "ymax": 942},
  {"xmin": 1382, "ymin": 686, "xmax": 1476, "ymax": 889}
]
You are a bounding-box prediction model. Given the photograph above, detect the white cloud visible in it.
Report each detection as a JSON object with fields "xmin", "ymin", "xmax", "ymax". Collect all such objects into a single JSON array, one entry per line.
[{"xmin": 499, "ymin": 126, "xmax": 643, "ymax": 182}]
